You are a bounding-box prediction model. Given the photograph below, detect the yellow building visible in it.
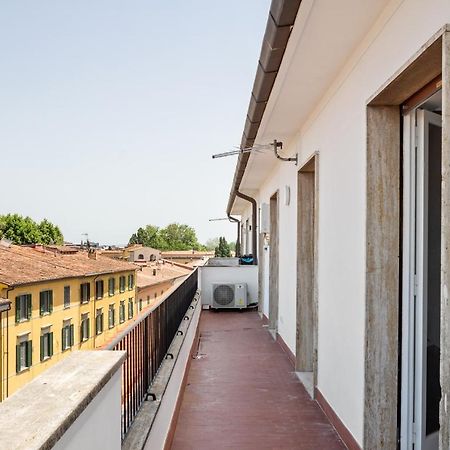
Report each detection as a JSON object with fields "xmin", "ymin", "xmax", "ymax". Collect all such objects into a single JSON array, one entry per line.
[{"xmin": 0, "ymin": 243, "xmax": 137, "ymax": 400}]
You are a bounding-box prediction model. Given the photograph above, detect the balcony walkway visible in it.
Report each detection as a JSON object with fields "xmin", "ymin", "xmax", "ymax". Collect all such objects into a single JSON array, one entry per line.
[{"xmin": 171, "ymin": 310, "xmax": 346, "ymax": 450}]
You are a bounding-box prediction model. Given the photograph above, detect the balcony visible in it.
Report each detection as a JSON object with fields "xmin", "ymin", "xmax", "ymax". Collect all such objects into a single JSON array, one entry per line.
[{"xmin": 0, "ymin": 268, "xmax": 344, "ymax": 449}]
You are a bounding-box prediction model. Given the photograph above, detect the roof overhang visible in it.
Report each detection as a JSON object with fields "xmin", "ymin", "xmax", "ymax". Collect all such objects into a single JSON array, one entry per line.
[{"xmin": 228, "ymin": 0, "xmax": 391, "ymax": 215}]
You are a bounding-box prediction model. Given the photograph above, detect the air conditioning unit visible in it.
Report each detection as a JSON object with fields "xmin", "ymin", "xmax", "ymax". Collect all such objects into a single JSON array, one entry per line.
[{"xmin": 212, "ymin": 283, "xmax": 248, "ymax": 309}]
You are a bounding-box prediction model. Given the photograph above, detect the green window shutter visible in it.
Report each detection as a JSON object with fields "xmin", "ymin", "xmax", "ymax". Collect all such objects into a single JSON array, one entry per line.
[
  {"xmin": 15, "ymin": 297, "xmax": 20, "ymax": 323},
  {"xmin": 16, "ymin": 344, "xmax": 21, "ymax": 373},
  {"xmin": 80, "ymin": 285, "xmax": 83, "ymax": 303},
  {"xmin": 61, "ymin": 327, "xmax": 66, "ymax": 350},
  {"xmin": 87, "ymin": 318, "xmax": 90, "ymax": 339},
  {"xmin": 70, "ymin": 324, "xmax": 74, "ymax": 346},
  {"xmin": 49, "ymin": 291, "xmax": 53, "ymax": 313},
  {"xmin": 80, "ymin": 324, "xmax": 84, "ymax": 341},
  {"xmin": 49, "ymin": 332, "xmax": 53, "ymax": 357},
  {"xmin": 40, "ymin": 336, "xmax": 44, "ymax": 361},
  {"xmin": 39, "ymin": 293, "xmax": 44, "ymax": 316},
  {"xmin": 27, "ymin": 295, "xmax": 32, "ymax": 320},
  {"xmin": 27, "ymin": 341, "xmax": 32, "ymax": 367}
]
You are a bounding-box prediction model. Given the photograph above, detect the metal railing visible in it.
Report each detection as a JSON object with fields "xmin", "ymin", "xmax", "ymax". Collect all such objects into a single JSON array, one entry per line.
[{"xmin": 107, "ymin": 270, "xmax": 198, "ymax": 439}]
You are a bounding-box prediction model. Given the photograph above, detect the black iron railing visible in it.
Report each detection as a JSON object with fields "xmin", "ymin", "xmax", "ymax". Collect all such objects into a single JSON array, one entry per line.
[{"xmin": 107, "ymin": 269, "xmax": 198, "ymax": 439}]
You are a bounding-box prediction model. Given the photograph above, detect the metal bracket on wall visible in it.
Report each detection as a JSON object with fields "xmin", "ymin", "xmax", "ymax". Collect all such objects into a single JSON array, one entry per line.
[{"xmin": 273, "ymin": 140, "xmax": 298, "ymax": 165}]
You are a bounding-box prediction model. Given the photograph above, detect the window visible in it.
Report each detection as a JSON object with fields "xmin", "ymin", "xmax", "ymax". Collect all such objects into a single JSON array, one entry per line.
[
  {"xmin": 64, "ymin": 286, "xmax": 71, "ymax": 308},
  {"xmin": 61, "ymin": 321, "xmax": 74, "ymax": 351},
  {"xmin": 39, "ymin": 290, "xmax": 53, "ymax": 316},
  {"xmin": 80, "ymin": 283, "xmax": 90, "ymax": 304},
  {"xmin": 128, "ymin": 274, "xmax": 134, "ymax": 290},
  {"xmin": 147, "ymin": 295, "xmax": 150, "ymax": 305},
  {"xmin": 95, "ymin": 309, "xmax": 104, "ymax": 335},
  {"xmin": 95, "ymin": 280, "xmax": 104, "ymax": 299},
  {"xmin": 128, "ymin": 298, "xmax": 134, "ymax": 320},
  {"xmin": 119, "ymin": 276, "xmax": 126, "ymax": 293},
  {"xmin": 161, "ymin": 290, "xmax": 164, "ymax": 296},
  {"xmin": 80, "ymin": 314, "xmax": 90, "ymax": 341},
  {"xmin": 138, "ymin": 253, "xmax": 144, "ymax": 260},
  {"xmin": 154, "ymin": 293, "xmax": 157, "ymax": 299},
  {"xmin": 108, "ymin": 278, "xmax": 115, "ymax": 296},
  {"xmin": 119, "ymin": 301, "xmax": 125, "ymax": 324},
  {"xmin": 15, "ymin": 294, "xmax": 32, "ymax": 322},
  {"xmin": 40, "ymin": 330, "xmax": 53, "ymax": 361},
  {"xmin": 16, "ymin": 339, "xmax": 32, "ymax": 372},
  {"xmin": 108, "ymin": 305, "xmax": 115, "ymax": 329},
  {"xmin": 139, "ymin": 299, "xmax": 143, "ymax": 312}
]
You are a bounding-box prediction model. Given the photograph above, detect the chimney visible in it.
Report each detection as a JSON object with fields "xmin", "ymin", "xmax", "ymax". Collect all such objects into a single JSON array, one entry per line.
[{"xmin": 88, "ymin": 249, "xmax": 97, "ymax": 260}]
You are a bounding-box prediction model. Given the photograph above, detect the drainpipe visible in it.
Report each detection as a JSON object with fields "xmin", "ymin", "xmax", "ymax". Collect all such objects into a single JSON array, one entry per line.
[
  {"xmin": 227, "ymin": 214, "xmax": 241, "ymax": 257},
  {"xmin": 236, "ymin": 191, "xmax": 257, "ymax": 265}
]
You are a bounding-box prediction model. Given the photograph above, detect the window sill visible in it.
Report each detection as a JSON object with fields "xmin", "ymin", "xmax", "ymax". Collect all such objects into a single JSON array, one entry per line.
[
  {"xmin": 81, "ymin": 301, "xmax": 89, "ymax": 305},
  {"xmin": 16, "ymin": 318, "xmax": 31, "ymax": 324},
  {"xmin": 41, "ymin": 356, "xmax": 51, "ymax": 362},
  {"xmin": 40, "ymin": 312, "xmax": 51, "ymax": 317},
  {"xmin": 17, "ymin": 367, "xmax": 30, "ymax": 374}
]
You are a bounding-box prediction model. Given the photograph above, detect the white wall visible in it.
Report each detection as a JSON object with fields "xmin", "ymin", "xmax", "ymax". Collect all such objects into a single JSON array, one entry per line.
[
  {"xmin": 248, "ymin": 0, "xmax": 450, "ymax": 445},
  {"xmin": 199, "ymin": 265, "xmax": 258, "ymax": 306},
  {"xmin": 54, "ymin": 370, "xmax": 122, "ymax": 450}
]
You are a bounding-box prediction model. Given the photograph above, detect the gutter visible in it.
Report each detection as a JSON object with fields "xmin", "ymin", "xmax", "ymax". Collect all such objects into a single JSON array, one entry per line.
[
  {"xmin": 236, "ymin": 191, "xmax": 257, "ymax": 265},
  {"xmin": 226, "ymin": 0, "xmax": 302, "ymax": 215}
]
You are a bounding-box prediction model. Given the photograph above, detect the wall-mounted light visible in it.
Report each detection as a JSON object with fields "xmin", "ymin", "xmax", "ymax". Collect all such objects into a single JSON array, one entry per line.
[{"xmin": 285, "ymin": 186, "xmax": 291, "ymax": 206}]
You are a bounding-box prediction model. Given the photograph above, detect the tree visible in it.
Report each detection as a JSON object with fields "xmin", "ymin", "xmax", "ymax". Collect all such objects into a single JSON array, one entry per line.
[
  {"xmin": 0, "ymin": 214, "xmax": 64, "ymax": 245},
  {"xmin": 214, "ymin": 236, "xmax": 231, "ymax": 257},
  {"xmin": 205, "ymin": 237, "xmax": 220, "ymax": 251},
  {"xmin": 128, "ymin": 223, "xmax": 204, "ymax": 251},
  {"xmin": 129, "ymin": 225, "xmax": 163, "ymax": 248}
]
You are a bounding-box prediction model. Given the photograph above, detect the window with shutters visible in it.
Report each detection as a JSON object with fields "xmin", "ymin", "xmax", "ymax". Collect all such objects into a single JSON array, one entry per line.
[
  {"xmin": 39, "ymin": 290, "xmax": 53, "ymax": 316},
  {"xmin": 64, "ymin": 286, "xmax": 70, "ymax": 308},
  {"xmin": 80, "ymin": 283, "xmax": 90, "ymax": 304},
  {"xmin": 80, "ymin": 314, "xmax": 90, "ymax": 341},
  {"xmin": 119, "ymin": 301, "xmax": 125, "ymax": 323},
  {"xmin": 128, "ymin": 274, "xmax": 135, "ymax": 290},
  {"xmin": 16, "ymin": 339, "xmax": 32, "ymax": 372},
  {"xmin": 40, "ymin": 330, "xmax": 53, "ymax": 361},
  {"xmin": 15, "ymin": 294, "xmax": 32, "ymax": 322},
  {"xmin": 108, "ymin": 304, "xmax": 115, "ymax": 329},
  {"xmin": 95, "ymin": 309, "xmax": 104, "ymax": 335},
  {"xmin": 119, "ymin": 276, "xmax": 126, "ymax": 293},
  {"xmin": 61, "ymin": 321, "xmax": 74, "ymax": 351},
  {"xmin": 95, "ymin": 280, "xmax": 104, "ymax": 299},
  {"xmin": 128, "ymin": 298, "xmax": 134, "ymax": 320},
  {"xmin": 108, "ymin": 277, "xmax": 115, "ymax": 296}
]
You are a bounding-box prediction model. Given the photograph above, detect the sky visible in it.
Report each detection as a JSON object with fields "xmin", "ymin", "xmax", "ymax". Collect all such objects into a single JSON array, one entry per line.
[{"xmin": 0, "ymin": 1, "xmax": 270, "ymax": 245}]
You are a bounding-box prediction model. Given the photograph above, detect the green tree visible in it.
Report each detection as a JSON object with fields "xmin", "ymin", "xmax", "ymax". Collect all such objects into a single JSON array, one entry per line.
[
  {"xmin": 0, "ymin": 214, "xmax": 64, "ymax": 245},
  {"xmin": 38, "ymin": 219, "xmax": 64, "ymax": 245},
  {"xmin": 129, "ymin": 225, "xmax": 163, "ymax": 248},
  {"xmin": 214, "ymin": 236, "xmax": 231, "ymax": 257},
  {"xmin": 128, "ymin": 223, "xmax": 204, "ymax": 251}
]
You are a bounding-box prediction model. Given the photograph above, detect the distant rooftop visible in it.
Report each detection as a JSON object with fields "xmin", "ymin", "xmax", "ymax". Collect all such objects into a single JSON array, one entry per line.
[
  {"xmin": 137, "ymin": 262, "xmax": 192, "ymax": 288},
  {"xmin": 0, "ymin": 244, "xmax": 136, "ymax": 287}
]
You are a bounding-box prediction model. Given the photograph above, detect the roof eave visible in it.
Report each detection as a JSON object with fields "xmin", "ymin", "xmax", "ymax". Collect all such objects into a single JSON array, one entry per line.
[{"xmin": 227, "ymin": 0, "xmax": 302, "ymax": 214}]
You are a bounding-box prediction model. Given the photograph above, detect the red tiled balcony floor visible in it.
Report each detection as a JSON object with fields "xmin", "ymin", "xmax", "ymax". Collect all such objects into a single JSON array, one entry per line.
[{"xmin": 171, "ymin": 310, "xmax": 346, "ymax": 450}]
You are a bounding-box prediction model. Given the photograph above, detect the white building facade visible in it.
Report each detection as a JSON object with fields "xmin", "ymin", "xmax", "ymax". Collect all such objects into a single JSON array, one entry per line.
[{"xmin": 227, "ymin": 1, "xmax": 450, "ymax": 449}]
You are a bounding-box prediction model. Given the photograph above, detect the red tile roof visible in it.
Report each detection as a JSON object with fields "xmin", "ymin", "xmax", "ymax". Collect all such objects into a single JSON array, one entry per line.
[{"xmin": 0, "ymin": 245, "xmax": 136, "ymax": 287}]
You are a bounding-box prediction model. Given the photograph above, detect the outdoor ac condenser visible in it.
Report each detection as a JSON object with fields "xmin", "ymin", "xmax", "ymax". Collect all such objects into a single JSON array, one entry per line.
[{"xmin": 212, "ymin": 283, "xmax": 248, "ymax": 309}]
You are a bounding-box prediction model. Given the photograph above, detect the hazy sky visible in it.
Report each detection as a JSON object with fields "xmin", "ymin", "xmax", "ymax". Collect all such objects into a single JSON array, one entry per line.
[{"xmin": 0, "ymin": 1, "xmax": 270, "ymax": 245}]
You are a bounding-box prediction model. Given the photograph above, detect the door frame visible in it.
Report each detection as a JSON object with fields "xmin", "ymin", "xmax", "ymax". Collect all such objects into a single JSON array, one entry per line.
[
  {"xmin": 296, "ymin": 153, "xmax": 319, "ymax": 394},
  {"xmin": 364, "ymin": 27, "xmax": 450, "ymax": 449},
  {"xmin": 402, "ymin": 109, "xmax": 442, "ymax": 449},
  {"xmin": 269, "ymin": 190, "xmax": 279, "ymax": 334}
]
